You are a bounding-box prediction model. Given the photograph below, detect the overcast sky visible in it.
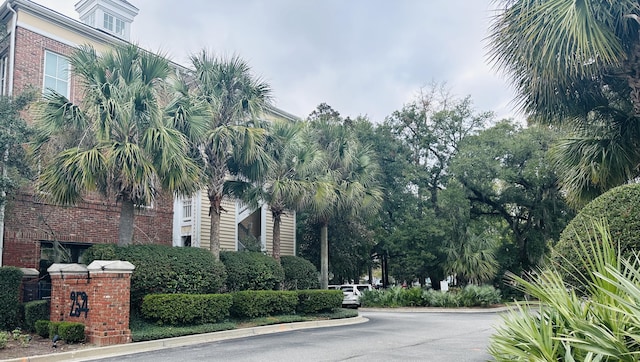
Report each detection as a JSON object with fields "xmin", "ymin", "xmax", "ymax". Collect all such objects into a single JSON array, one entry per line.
[{"xmin": 33, "ymin": 0, "xmax": 519, "ymax": 123}]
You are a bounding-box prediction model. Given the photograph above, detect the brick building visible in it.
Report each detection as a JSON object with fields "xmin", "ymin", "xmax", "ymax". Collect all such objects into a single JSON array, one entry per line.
[{"xmin": 0, "ymin": 0, "xmax": 298, "ymax": 271}]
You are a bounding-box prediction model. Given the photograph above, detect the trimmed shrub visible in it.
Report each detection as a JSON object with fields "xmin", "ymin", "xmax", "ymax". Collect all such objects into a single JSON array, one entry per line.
[
  {"xmin": 48, "ymin": 321, "xmax": 61, "ymax": 339},
  {"xmin": 24, "ymin": 300, "xmax": 50, "ymax": 332},
  {"xmin": 296, "ymin": 290, "xmax": 343, "ymax": 314},
  {"xmin": 141, "ymin": 293, "xmax": 233, "ymax": 325},
  {"xmin": 57, "ymin": 322, "xmax": 85, "ymax": 343},
  {"xmin": 281, "ymin": 256, "xmax": 320, "ymax": 290},
  {"xmin": 230, "ymin": 291, "xmax": 298, "ymax": 318},
  {"xmin": 35, "ymin": 320, "xmax": 50, "ymax": 338},
  {"xmin": 554, "ymin": 183, "xmax": 640, "ymax": 291},
  {"xmin": 0, "ymin": 267, "xmax": 23, "ymax": 330},
  {"xmin": 221, "ymin": 251, "xmax": 284, "ymax": 292},
  {"xmin": 84, "ymin": 244, "xmax": 227, "ymax": 309}
]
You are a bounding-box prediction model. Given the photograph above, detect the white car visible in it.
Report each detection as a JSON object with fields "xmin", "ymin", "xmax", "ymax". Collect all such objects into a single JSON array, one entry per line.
[{"xmin": 340, "ymin": 284, "xmax": 373, "ymax": 308}]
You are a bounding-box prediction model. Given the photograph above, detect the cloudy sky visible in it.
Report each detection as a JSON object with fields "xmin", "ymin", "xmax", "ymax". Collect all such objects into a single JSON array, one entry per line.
[{"xmin": 33, "ymin": 0, "xmax": 519, "ymax": 122}]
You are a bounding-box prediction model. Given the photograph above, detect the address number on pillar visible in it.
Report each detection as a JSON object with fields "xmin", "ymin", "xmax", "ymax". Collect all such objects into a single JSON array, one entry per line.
[{"xmin": 69, "ymin": 291, "xmax": 89, "ymax": 317}]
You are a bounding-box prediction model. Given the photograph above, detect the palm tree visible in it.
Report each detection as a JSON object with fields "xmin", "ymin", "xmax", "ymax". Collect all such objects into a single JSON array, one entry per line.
[
  {"xmin": 190, "ymin": 50, "xmax": 272, "ymax": 261},
  {"xmin": 488, "ymin": 0, "xmax": 640, "ymax": 204},
  {"xmin": 33, "ymin": 44, "xmax": 202, "ymax": 246},
  {"xmin": 231, "ymin": 120, "xmax": 326, "ymax": 262},
  {"xmin": 489, "ymin": 0, "xmax": 640, "ymax": 119},
  {"xmin": 307, "ymin": 111, "xmax": 383, "ymax": 288}
]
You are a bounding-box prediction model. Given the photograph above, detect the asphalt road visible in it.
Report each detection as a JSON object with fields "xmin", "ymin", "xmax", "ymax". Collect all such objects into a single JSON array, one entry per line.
[{"xmin": 94, "ymin": 310, "xmax": 503, "ymax": 362}]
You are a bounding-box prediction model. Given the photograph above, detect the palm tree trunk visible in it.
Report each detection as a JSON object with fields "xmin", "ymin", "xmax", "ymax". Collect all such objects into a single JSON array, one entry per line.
[
  {"xmin": 627, "ymin": 43, "xmax": 640, "ymax": 116},
  {"xmin": 208, "ymin": 193, "xmax": 222, "ymax": 261},
  {"xmin": 272, "ymin": 210, "xmax": 281, "ymax": 262},
  {"xmin": 320, "ymin": 221, "xmax": 329, "ymax": 289},
  {"xmin": 118, "ymin": 199, "xmax": 135, "ymax": 246}
]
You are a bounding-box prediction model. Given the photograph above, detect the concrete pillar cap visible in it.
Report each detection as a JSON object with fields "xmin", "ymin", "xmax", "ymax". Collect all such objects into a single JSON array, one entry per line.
[
  {"xmin": 19, "ymin": 268, "xmax": 40, "ymax": 277},
  {"xmin": 87, "ymin": 260, "xmax": 135, "ymax": 273},
  {"xmin": 47, "ymin": 263, "xmax": 88, "ymax": 274}
]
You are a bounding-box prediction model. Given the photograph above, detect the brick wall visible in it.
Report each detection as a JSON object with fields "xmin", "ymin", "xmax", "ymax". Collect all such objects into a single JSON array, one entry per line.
[{"xmin": 3, "ymin": 190, "xmax": 173, "ymax": 268}]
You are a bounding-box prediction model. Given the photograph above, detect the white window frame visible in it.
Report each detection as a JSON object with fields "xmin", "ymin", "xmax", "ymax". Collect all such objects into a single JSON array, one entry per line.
[
  {"xmin": 43, "ymin": 51, "xmax": 70, "ymax": 98},
  {"xmin": 0, "ymin": 55, "xmax": 7, "ymax": 96},
  {"xmin": 182, "ymin": 198, "xmax": 192, "ymax": 222},
  {"xmin": 115, "ymin": 17, "xmax": 125, "ymax": 36},
  {"xmin": 103, "ymin": 12, "xmax": 114, "ymax": 31}
]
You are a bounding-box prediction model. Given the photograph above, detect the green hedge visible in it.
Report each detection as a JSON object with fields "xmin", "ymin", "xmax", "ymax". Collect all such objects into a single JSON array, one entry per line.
[
  {"xmin": 35, "ymin": 320, "xmax": 50, "ymax": 338},
  {"xmin": 296, "ymin": 290, "xmax": 343, "ymax": 314},
  {"xmin": 24, "ymin": 300, "xmax": 49, "ymax": 332},
  {"xmin": 553, "ymin": 183, "xmax": 640, "ymax": 291},
  {"xmin": 221, "ymin": 251, "xmax": 284, "ymax": 292},
  {"xmin": 230, "ymin": 291, "xmax": 298, "ymax": 318},
  {"xmin": 57, "ymin": 322, "xmax": 85, "ymax": 343},
  {"xmin": 84, "ymin": 244, "xmax": 227, "ymax": 309},
  {"xmin": 0, "ymin": 267, "xmax": 23, "ymax": 330},
  {"xmin": 49, "ymin": 321, "xmax": 61, "ymax": 339},
  {"xmin": 281, "ymin": 256, "xmax": 320, "ymax": 290},
  {"xmin": 141, "ymin": 294, "xmax": 233, "ymax": 325}
]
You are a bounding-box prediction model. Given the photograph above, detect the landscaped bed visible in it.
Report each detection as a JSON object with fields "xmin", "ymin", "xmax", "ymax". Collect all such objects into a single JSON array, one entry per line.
[{"xmin": 0, "ymin": 308, "xmax": 359, "ymax": 360}]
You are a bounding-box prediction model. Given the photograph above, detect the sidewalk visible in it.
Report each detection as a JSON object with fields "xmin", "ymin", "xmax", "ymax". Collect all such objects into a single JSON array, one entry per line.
[{"xmin": 2, "ymin": 316, "xmax": 368, "ymax": 362}]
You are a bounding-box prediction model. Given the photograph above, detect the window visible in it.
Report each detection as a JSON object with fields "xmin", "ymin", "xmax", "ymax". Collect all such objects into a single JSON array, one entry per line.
[
  {"xmin": 43, "ymin": 51, "xmax": 69, "ymax": 98},
  {"xmin": 40, "ymin": 241, "xmax": 92, "ymax": 264},
  {"xmin": 87, "ymin": 13, "xmax": 95, "ymax": 27},
  {"xmin": 104, "ymin": 12, "xmax": 125, "ymax": 36},
  {"xmin": 103, "ymin": 12, "xmax": 114, "ymax": 31},
  {"xmin": 115, "ymin": 18, "xmax": 125, "ymax": 36},
  {"xmin": 0, "ymin": 55, "xmax": 7, "ymax": 96},
  {"xmin": 182, "ymin": 198, "xmax": 192, "ymax": 222}
]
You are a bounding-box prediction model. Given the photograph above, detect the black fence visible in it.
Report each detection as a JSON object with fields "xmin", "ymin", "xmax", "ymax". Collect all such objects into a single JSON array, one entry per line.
[{"xmin": 22, "ymin": 280, "xmax": 51, "ymax": 303}]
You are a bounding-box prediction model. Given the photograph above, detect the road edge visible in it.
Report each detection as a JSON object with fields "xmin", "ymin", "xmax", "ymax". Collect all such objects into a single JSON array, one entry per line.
[{"xmin": 1, "ymin": 316, "xmax": 368, "ymax": 362}]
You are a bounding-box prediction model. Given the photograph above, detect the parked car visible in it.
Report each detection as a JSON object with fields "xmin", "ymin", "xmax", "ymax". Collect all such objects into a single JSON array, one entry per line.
[{"xmin": 340, "ymin": 284, "xmax": 373, "ymax": 308}]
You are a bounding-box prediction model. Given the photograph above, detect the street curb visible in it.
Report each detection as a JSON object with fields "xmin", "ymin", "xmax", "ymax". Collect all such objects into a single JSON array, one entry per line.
[
  {"xmin": 359, "ymin": 306, "xmax": 515, "ymax": 313},
  {"xmin": 2, "ymin": 316, "xmax": 368, "ymax": 362}
]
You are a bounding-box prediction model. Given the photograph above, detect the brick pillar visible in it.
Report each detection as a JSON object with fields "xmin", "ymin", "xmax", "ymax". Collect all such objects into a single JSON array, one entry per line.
[{"xmin": 48, "ymin": 261, "xmax": 135, "ymax": 346}]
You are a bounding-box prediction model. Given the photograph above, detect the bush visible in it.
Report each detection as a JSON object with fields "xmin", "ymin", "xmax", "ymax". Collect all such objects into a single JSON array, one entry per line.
[
  {"xmin": 141, "ymin": 294, "xmax": 233, "ymax": 325},
  {"xmin": 48, "ymin": 321, "xmax": 61, "ymax": 339},
  {"xmin": 554, "ymin": 183, "xmax": 640, "ymax": 291},
  {"xmin": 57, "ymin": 322, "xmax": 85, "ymax": 343},
  {"xmin": 84, "ymin": 244, "xmax": 227, "ymax": 310},
  {"xmin": 24, "ymin": 300, "xmax": 49, "ymax": 332},
  {"xmin": 296, "ymin": 290, "xmax": 343, "ymax": 314},
  {"xmin": 458, "ymin": 285, "xmax": 501, "ymax": 307},
  {"xmin": 281, "ymin": 256, "xmax": 320, "ymax": 290},
  {"xmin": 0, "ymin": 331, "xmax": 7, "ymax": 349},
  {"xmin": 398, "ymin": 287, "xmax": 425, "ymax": 307},
  {"xmin": 221, "ymin": 251, "xmax": 284, "ymax": 292},
  {"xmin": 490, "ymin": 221, "xmax": 638, "ymax": 361},
  {"xmin": 0, "ymin": 267, "xmax": 23, "ymax": 330},
  {"xmin": 423, "ymin": 290, "xmax": 460, "ymax": 307},
  {"xmin": 35, "ymin": 320, "xmax": 50, "ymax": 338},
  {"xmin": 230, "ymin": 291, "xmax": 298, "ymax": 318}
]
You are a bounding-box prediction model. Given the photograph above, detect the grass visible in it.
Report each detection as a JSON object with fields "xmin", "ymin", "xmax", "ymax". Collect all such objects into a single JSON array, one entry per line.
[{"xmin": 130, "ymin": 308, "xmax": 358, "ymax": 342}]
